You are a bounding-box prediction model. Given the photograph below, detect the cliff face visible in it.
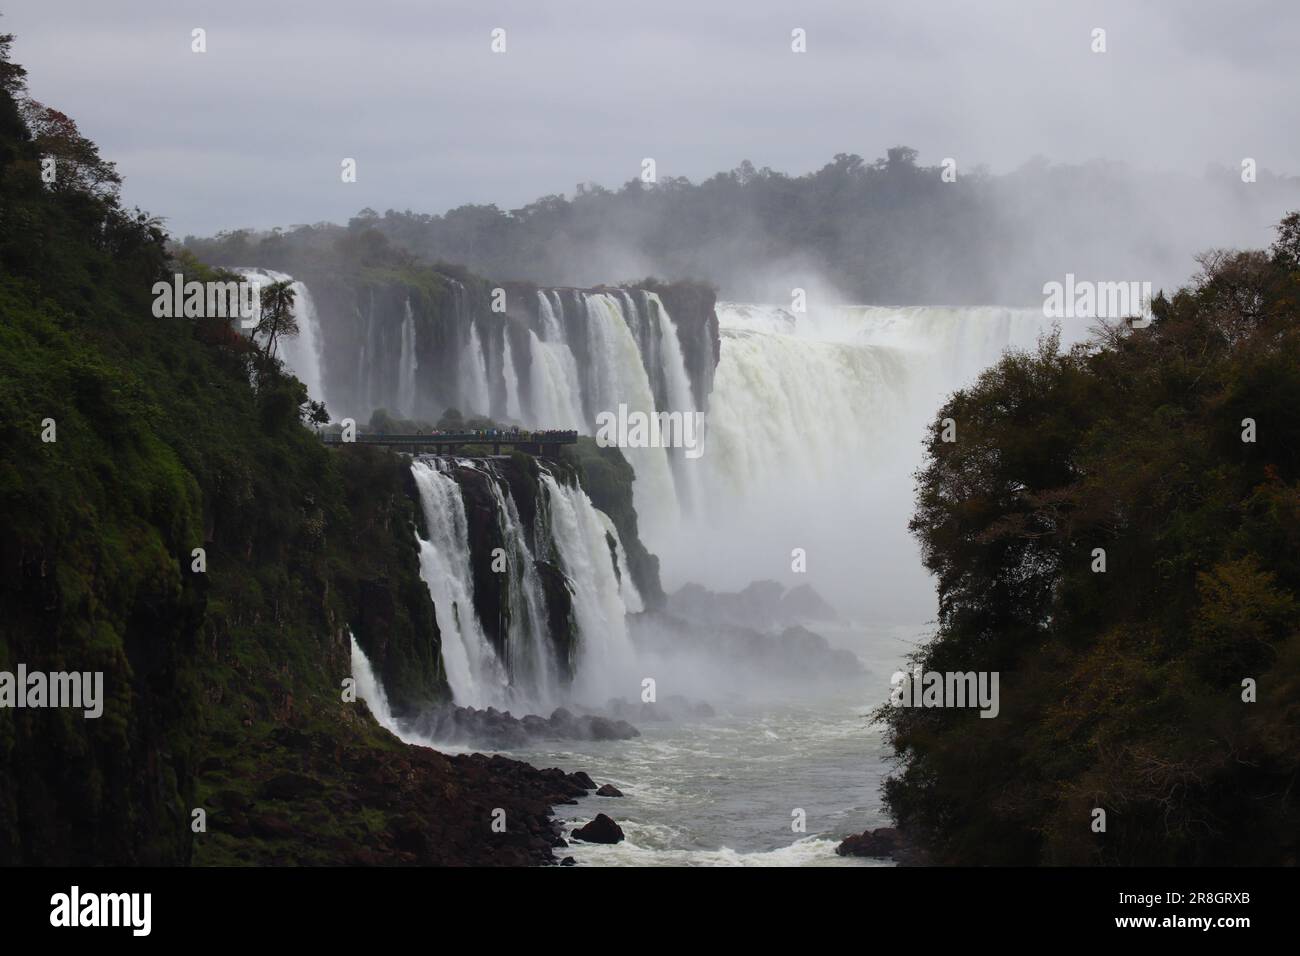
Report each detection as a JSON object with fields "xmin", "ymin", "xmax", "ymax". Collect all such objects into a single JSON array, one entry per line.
[
  {"xmin": 291, "ymin": 264, "xmax": 720, "ymax": 432},
  {"xmin": 640, "ymin": 278, "xmax": 721, "ymax": 412},
  {"xmin": 396, "ymin": 444, "xmax": 652, "ymax": 711},
  {"xmin": 285, "ymin": 263, "xmax": 711, "ymax": 615},
  {"xmin": 0, "ymin": 52, "xmax": 617, "ymax": 862},
  {"xmin": 447, "ymin": 454, "xmax": 581, "ymax": 682},
  {"xmin": 337, "ymin": 450, "xmax": 451, "ymax": 715},
  {"xmin": 0, "ymin": 247, "xmax": 468, "ymax": 864},
  {"xmin": 0, "ymin": 32, "xmax": 717, "ymax": 860},
  {"xmin": 303, "ymin": 266, "xmax": 495, "ymax": 425}
]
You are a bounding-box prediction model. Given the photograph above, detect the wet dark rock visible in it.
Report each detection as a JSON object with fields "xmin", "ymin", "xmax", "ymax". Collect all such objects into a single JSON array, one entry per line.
[
  {"xmin": 836, "ymin": 826, "xmax": 929, "ymax": 863},
  {"xmin": 779, "ymin": 583, "xmax": 839, "ymax": 621},
  {"xmin": 572, "ymin": 813, "xmax": 624, "ymax": 844},
  {"xmin": 202, "ymin": 723, "xmax": 602, "ymax": 866},
  {"xmin": 587, "ymin": 716, "xmax": 629, "ymax": 740},
  {"xmin": 595, "ymin": 784, "xmax": 623, "ymax": 797},
  {"xmin": 521, "ymin": 714, "xmax": 549, "ymax": 735},
  {"xmin": 572, "ymin": 771, "xmax": 597, "ymax": 790},
  {"xmin": 403, "ymin": 703, "xmax": 639, "ymax": 750},
  {"xmin": 560, "ymin": 856, "xmax": 576, "ymax": 866}
]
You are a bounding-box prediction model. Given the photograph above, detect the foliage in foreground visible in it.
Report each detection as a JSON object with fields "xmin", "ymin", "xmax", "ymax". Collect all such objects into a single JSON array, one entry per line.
[
  {"xmin": 882, "ymin": 218, "xmax": 1300, "ymax": 864},
  {"xmin": 0, "ymin": 33, "xmax": 446, "ymax": 863}
]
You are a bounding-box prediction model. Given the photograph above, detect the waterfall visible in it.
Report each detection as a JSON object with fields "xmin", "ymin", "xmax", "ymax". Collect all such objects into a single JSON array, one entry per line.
[
  {"xmin": 459, "ymin": 322, "xmax": 491, "ymax": 417},
  {"xmin": 337, "ymin": 278, "xmax": 1099, "ymax": 706},
  {"xmin": 312, "ymin": 279, "xmax": 703, "ymax": 547},
  {"xmin": 236, "ymin": 267, "xmax": 330, "ymax": 412},
  {"xmin": 357, "ymin": 302, "xmax": 372, "ymax": 414},
  {"xmin": 537, "ymin": 290, "xmax": 566, "ymax": 341},
  {"xmin": 597, "ymin": 510, "xmax": 643, "ymax": 614},
  {"xmin": 580, "ymin": 292, "xmax": 683, "ymax": 548},
  {"xmin": 649, "ymin": 293, "xmax": 698, "ymax": 427},
  {"xmin": 339, "ymin": 283, "xmax": 1102, "ymax": 714},
  {"xmin": 537, "ymin": 468, "xmax": 638, "ymax": 703},
  {"xmin": 527, "ymin": 329, "xmax": 586, "ymax": 429},
  {"xmin": 410, "ymin": 456, "xmax": 637, "ymax": 710},
  {"xmin": 350, "ymin": 633, "xmax": 454, "ymax": 750},
  {"xmin": 657, "ymin": 301, "xmax": 1094, "ymax": 620},
  {"xmin": 349, "ymin": 631, "xmax": 401, "ymax": 736},
  {"xmin": 530, "ymin": 291, "xmax": 586, "ymax": 428},
  {"xmin": 410, "ymin": 459, "xmax": 509, "ymax": 708},
  {"xmin": 480, "ymin": 461, "xmax": 562, "ymax": 708},
  {"xmin": 647, "ymin": 292, "xmax": 704, "ymax": 515},
  {"xmin": 398, "ymin": 298, "xmax": 418, "ymax": 418},
  {"xmin": 502, "ymin": 334, "xmax": 523, "ymax": 422}
]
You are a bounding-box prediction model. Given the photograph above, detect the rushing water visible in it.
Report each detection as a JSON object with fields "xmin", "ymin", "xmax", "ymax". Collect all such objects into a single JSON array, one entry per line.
[
  {"xmin": 410, "ymin": 458, "xmax": 510, "ymax": 708},
  {"xmin": 501, "ymin": 303, "xmax": 1090, "ymax": 864},
  {"xmin": 659, "ymin": 302, "xmax": 1094, "ymax": 621},
  {"xmin": 409, "ymin": 456, "xmax": 643, "ymax": 713},
  {"xmin": 347, "ymin": 295, "xmax": 1097, "ymax": 865},
  {"xmin": 398, "ymin": 297, "xmax": 418, "ymax": 418},
  {"xmin": 235, "ymin": 267, "xmax": 330, "ymax": 410},
  {"xmin": 511, "ymin": 622, "xmax": 916, "ymax": 866}
]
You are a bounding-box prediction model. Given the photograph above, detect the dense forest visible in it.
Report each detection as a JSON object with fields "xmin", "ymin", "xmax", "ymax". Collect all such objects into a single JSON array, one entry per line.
[
  {"xmin": 4, "ymin": 18, "xmax": 1296, "ymax": 869},
  {"xmin": 0, "ymin": 34, "xmax": 610, "ymax": 865},
  {"xmin": 183, "ymin": 148, "xmax": 1299, "ymax": 307},
  {"xmin": 881, "ymin": 220, "xmax": 1300, "ymax": 864}
]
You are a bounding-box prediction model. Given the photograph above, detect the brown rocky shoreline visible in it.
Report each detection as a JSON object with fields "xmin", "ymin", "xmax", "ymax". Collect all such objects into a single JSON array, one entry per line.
[
  {"xmin": 196, "ymin": 713, "xmax": 604, "ymax": 866},
  {"xmin": 836, "ymin": 826, "xmax": 930, "ymax": 865}
]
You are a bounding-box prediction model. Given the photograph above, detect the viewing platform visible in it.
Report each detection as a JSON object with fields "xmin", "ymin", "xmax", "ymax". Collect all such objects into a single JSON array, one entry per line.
[{"xmin": 319, "ymin": 429, "xmax": 579, "ymax": 458}]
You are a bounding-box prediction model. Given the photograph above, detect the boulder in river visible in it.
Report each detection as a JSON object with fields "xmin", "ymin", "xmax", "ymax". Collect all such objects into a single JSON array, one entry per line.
[
  {"xmin": 572, "ymin": 813, "xmax": 625, "ymax": 844},
  {"xmin": 836, "ymin": 826, "xmax": 900, "ymax": 858}
]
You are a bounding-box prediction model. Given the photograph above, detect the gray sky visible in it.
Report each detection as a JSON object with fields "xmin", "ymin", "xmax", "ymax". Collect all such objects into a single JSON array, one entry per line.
[{"xmin": 7, "ymin": 0, "xmax": 1298, "ymax": 237}]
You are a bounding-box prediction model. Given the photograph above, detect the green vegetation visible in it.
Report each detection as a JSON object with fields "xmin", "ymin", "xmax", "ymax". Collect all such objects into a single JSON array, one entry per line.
[
  {"xmin": 881, "ymin": 219, "xmax": 1300, "ymax": 864},
  {"xmin": 0, "ymin": 33, "xmax": 447, "ymax": 864},
  {"xmin": 182, "ymin": 152, "xmax": 1298, "ymax": 306}
]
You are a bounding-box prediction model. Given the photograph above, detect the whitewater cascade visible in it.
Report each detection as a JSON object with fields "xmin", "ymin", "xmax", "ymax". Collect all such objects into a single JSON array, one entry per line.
[
  {"xmin": 236, "ymin": 268, "xmax": 330, "ymax": 411},
  {"xmin": 398, "ymin": 298, "xmax": 418, "ymax": 418},
  {"xmin": 536, "ymin": 469, "xmax": 638, "ymax": 703},
  {"xmin": 428, "ymin": 289, "xmax": 702, "ymax": 552},
  {"xmin": 656, "ymin": 302, "xmax": 1095, "ymax": 620},
  {"xmin": 410, "ymin": 457, "xmax": 640, "ymax": 710},
  {"xmin": 320, "ymin": 274, "xmax": 1099, "ymax": 690},
  {"xmin": 459, "ymin": 321, "xmax": 492, "ymax": 418},
  {"xmin": 348, "ymin": 631, "xmax": 401, "ymax": 736}
]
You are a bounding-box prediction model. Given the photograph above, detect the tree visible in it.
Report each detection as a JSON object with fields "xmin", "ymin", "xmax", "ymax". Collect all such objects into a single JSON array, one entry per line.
[
  {"xmin": 18, "ymin": 98, "xmax": 121, "ymax": 200},
  {"xmin": 255, "ymin": 279, "xmax": 298, "ymax": 363},
  {"xmin": 1272, "ymin": 211, "xmax": 1300, "ymax": 267},
  {"xmin": 881, "ymin": 216, "xmax": 1300, "ymax": 864}
]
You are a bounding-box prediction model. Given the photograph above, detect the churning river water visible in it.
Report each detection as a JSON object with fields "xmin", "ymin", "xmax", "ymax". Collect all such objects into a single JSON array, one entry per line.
[{"xmin": 511, "ymin": 623, "xmax": 920, "ymax": 867}]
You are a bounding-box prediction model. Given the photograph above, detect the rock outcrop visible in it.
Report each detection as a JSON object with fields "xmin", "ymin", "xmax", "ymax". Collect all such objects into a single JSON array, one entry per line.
[
  {"xmin": 404, "ymin": 705, "xmax": 639, "ymax": 750},
  {"xmin": 836, "ymin": 826, "xmax": 929, "ymax": 865},
  {"xmin": 572, "ymin": 813, "xmax": 625, "ymax": 845}
]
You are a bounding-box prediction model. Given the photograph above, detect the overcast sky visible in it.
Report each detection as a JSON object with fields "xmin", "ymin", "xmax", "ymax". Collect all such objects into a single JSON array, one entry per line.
[{"xmin": 6, "ymin": 0, "xmax": 1298, "ymax": 237}]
